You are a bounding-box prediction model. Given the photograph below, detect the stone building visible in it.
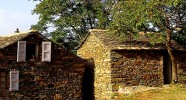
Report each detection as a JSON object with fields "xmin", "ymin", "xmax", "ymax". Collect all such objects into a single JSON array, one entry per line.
[
  {"xmin": 77, "ymin": 29, "xmax": 186, "ymax": 100},
  {"xmin": 0, "ymin": 30, "xmax": 86, "ymax": 100}
]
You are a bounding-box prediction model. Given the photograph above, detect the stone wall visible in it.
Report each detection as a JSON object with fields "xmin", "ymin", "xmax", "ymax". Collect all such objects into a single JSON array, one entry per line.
[
  {"xmin": 111, "ymin": 50, "xmax": 164, "ymax": 90},
  {"xmin": 77, "ymin": 32, "xmax": 186, "ymax": 99},
  {"xmin": 77, "ymin": 34, "xmax": 112, "ymax": 100},
  {"xmin": 0, "ymin": 34, "xmax": 85, "ymax": 100},
  {"xmin": 175, "ymin": 51, "xmax": 186, "ymax": 83}
]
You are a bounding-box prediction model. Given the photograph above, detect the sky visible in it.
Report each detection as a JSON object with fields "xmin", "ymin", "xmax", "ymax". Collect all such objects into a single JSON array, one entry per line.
[{"xmin": 0, "ymin": 0, "xmax": 39, "ymax": 36}]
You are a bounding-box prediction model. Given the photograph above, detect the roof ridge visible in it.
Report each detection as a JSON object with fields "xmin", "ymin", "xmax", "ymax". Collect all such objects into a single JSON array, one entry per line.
[
  {"xmin": 2, "ymin": 30, "xmax": 38, "ymax": 37},
  {"xmin": 0, "ymin": 30, "xmax": 40, "ymax": 49},
  {"xmin": 77, "ymin": 29, "xmax": 186, "ymax": 51}
]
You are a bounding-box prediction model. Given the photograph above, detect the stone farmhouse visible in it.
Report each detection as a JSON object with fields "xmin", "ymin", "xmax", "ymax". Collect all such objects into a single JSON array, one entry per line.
[
  {"xmin": 0, "ymin": 30, "xmax": 86, "ymax": 100},
  {"xmin": 77, "ymin": 29, "xmax": 186, "ymax": 100}
]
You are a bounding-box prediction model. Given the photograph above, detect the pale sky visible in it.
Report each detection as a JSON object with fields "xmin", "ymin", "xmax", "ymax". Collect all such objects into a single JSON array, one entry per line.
[{"xmin": 0, "ymin": 0, "xmax": 39, "ymax": 36}]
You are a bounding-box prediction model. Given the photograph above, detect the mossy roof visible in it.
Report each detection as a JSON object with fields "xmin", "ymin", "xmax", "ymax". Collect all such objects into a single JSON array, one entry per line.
[
  {"xmin": 77, "ymin": 29, "xmax": 186, "ymax": 51},
  {"xmin": 0, "ymin": 30, "xmax": 42, "ymax": 49}
]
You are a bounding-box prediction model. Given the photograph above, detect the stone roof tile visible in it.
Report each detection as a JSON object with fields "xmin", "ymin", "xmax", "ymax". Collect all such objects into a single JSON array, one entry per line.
[{"xmin": 77, "ymin": 29, "xmax": 186, "ymax": 51}]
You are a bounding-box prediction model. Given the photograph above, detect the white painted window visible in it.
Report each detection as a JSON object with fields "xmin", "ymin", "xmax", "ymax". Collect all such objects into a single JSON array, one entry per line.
[
  {"xmin": 17, "ymin": 41, "xmax": 26, "ymax": 62},
  {"xmin": 10, "ymin": 70, "xmax": 19, "ymax": 91},
  {"xmin": 42, "ymin": 42, "xmax": 51, "ymax": 62}
]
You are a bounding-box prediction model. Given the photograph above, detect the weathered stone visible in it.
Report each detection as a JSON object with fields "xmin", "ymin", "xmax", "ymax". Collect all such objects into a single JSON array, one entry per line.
[
  {"xmin": 0, "ymin": 32, "xmax": 86, "ymax": 100},
  {"xmin": 78, "ymin": 34, "xmax": 112, "ymax": 99},
  {"xmin": 77, "ymin": 29, "xmax": 186, "ymax": 100}
]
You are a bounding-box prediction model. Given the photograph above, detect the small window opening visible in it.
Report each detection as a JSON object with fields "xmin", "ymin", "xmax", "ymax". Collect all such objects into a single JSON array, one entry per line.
[
  {"xmin": 48, "ymin": 84, "xmax": 54, "ymax": 88},
  {"xmin": 26, "ymin": 43, "xmax": 38, "ymax": 61},
  {"xmin": 69, "ymin": 60, "xmax": 73, "ymax": 63}
]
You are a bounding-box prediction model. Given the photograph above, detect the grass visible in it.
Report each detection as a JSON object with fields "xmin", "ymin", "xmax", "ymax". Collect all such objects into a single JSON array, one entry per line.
[{"xmin": 115, "ymin": 84, "xmax": 186, "ymax": 100}]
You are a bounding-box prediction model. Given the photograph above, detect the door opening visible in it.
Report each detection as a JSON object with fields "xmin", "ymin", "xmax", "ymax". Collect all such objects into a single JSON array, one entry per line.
[
  {"xmin": 82, "ymin": 64, "xmax": 95, "ymax": 100},
  {"xmin": 163, "ymin": 53, "xmax": 172, "ymax": 84}
]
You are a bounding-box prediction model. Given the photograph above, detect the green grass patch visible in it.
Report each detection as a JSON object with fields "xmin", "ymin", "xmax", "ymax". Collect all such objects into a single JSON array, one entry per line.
[{"xmin": 116, "ymin": 84, "xmax": 186, "ymax": 100}]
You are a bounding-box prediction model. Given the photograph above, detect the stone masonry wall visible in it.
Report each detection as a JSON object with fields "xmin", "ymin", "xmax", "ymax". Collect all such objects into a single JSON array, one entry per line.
[
  {"xmin": 77, "ymin": 32, "xmax": 186, "ymax": 99},
  {"xmin": 111, "ymin": 50, "xmax": 164, "ymax": 91},
  {"xmin": 175, "ymin": 51, "xmax": 186, "ymax": 83},
  {"xmin": 77, "ymin": 34, "xmax": 112, "ymax": 100},
  {"xmin": 0, "ymin": 64, "xmax": 83, "ymax": 100},
  {"xmin": 0, "ymin": 34, "xmax": 85, "ymax": 100}
]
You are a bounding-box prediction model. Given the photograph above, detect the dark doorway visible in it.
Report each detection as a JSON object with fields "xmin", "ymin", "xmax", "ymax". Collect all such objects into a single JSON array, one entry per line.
[
  {"xmin": 82, "ymin": 64, "xmax": 95, "ymax": 100},
  {"xmin": 163, "ymin": 53, "xmax": 172, "ymax": 84}
]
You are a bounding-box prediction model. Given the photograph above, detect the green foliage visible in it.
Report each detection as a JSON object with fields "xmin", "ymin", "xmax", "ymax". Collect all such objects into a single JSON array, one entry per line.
[
  {"xmin": 173, "ymin": 30, "xmax": 186, "ymax": 46},
  {"xmin": 108, "ymin": 0, "xmax": 185, "ymax": 43},
  {"xmin": 31, "ymin": 0, "xmax": 186, "ymax": 49},
  {"xmin": 145, "ymin": 33, "xmax": 166, "ymax": 45},
  {"xmin": 31, "ymin": 0, "xmax": 111, "ymax": 50}
]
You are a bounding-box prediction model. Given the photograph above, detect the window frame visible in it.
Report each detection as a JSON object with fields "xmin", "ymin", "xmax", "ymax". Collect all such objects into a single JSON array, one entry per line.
[
  {"xmin": 17, "ymin": 41, "xmax": 52, "ymax": 62},
  {"xmin": 42, "ymin": 41, "xmax": 51, "ymax": 62},
  {"xmin": 10, "ymin": 70, "xmax": 19, "ymax": 91},
  {"xmin": 17, "ymin": 41, "xmax": 26, "ymax": 62}
]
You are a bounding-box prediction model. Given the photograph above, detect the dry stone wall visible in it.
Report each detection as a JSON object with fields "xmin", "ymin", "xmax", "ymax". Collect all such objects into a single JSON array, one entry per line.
[
  {"xmin": 111, "ymin": 50, "xmax": 164, "ymax": 90},
  {"xmin": 0, "ymin": 36, "xmax": 85, "ymax": 100},
  {"xmin": 175, "ymin": 51, "xmax": 186, "ymax": 83},
  {"xmin": 77, "ymin": 32, "xmax": 186, "ymax": 99},
  {"xmin": 3, "ymin": 64, "xmax": 83, "ymax": 100},
  {"xmin": 77, "ymin": 34, "xmax": 113, "ymax": 100}
]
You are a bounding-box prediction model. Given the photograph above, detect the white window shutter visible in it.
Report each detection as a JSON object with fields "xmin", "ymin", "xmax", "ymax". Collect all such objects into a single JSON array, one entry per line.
[
  {"xmin": 42, "ymin": 42, "xmax": 51, "ymax": 62},
  {"xmin": 10, "ymin": 70, "xmax": 19, "ymax": 91},
  {"xmin": 17, "ymin": 41, "xmax": 26, "ymax": 62}
]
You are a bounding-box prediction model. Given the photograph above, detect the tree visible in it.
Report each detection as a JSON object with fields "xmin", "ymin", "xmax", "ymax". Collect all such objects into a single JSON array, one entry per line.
[
  {"xmin": 109, "ymin": 0, "xmax": 186, "ymax": 83},
  {"xmin": 31, "ymin": 0, "xmax": 112, "ymax": 50}
]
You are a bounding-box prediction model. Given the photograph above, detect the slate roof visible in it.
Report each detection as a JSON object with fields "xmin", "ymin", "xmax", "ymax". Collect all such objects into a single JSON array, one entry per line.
[
  {"xmin": 0, "ymin": 30, "xmax": 43, "ymax": 49},
  {"xmin": 77, "ymin": 29, "xmax": 186, "ymax": 51}
]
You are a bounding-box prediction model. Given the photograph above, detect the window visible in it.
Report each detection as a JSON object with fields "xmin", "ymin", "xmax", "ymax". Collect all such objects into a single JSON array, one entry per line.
[
  {"xmin": 0, "ymin": 71, "xmax": 7, "ymax": 89},
  {"xmin": 17, "ymin": 41, "xmax": 26, "ymax": 62},
  {"xmin": 17, "ymin": 41, "xmax": 51, "ymax": 62},
  {"xmin": 42, "ymin": 42, "xmax": 51, "ymax": 62},
  {"xmin": 10, "ymin": 70, "xmax": 19, "ymax": 91},
  {"xmin": 26, "ymin": 43, "xmax": 38, "ymax": 61}
]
